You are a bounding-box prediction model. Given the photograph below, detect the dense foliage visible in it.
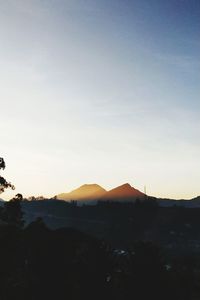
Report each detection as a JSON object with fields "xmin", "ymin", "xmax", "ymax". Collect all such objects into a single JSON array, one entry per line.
[{"xmin": 0, "ymin": 158, "xmax": 15, "ymax": 193}]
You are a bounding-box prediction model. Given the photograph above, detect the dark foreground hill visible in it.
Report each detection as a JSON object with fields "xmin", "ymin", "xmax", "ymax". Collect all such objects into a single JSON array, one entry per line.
[
  {"xmin": 0, "ymin": 221, "xmax": 198, "ymax": 300},
  {"xmin": 22, "ymin": 199, "xmax": 200, "ymax": 255}
]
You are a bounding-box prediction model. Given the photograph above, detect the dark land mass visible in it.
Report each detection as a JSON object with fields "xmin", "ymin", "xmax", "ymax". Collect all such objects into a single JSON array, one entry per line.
[
  {"xmin": 22, "ymin": 198, "xmax": 200, "ymax": 256},
  {"xmin": 1, "ymin": 221, "xmax": 199, "ymax": 300},
  {"xmin": 19, "ymin": 183, "xmax": 200, "ymax": 255},
  {"xmin": 1, "ymin": 182, "xmax": 200, "ymax": 299},
  {"xmin": 1, "ymin": 200, "xmax": 200, "ymax": 300}
]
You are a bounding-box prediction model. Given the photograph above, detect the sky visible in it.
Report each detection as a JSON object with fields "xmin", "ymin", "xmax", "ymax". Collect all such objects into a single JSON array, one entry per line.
[{"xmin": 0, "ymin": 0, "xmax": 200, "ymax": 200}]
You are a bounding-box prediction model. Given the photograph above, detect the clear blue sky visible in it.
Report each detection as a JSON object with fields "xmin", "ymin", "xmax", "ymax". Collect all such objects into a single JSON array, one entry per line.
[{"xmin": 0, "ymin": 0, "xmax": 200, "ymax": 199}]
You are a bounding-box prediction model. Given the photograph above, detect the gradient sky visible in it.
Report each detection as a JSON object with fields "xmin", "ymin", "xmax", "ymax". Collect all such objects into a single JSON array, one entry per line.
[{"xmin": 0, "ymin": 0, "xmax": 200, "ymax": 200}]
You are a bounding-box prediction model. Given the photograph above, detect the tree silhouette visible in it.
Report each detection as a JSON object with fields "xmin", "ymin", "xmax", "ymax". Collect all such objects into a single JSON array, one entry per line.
[
  {"xmin": 2, "ymin": 194, "xmax": 24, "ymax": 227},
  {"xmin": 0, "ymin": 158, "xmax": 23, "ymax": 227},
  {"xmin": 0, "ymin": 157, "xmax": 15, "ymax": 193}
]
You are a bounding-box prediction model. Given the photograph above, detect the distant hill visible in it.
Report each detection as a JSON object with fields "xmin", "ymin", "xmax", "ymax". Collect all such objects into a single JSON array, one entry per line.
[
  {"xmin": 57, "ymin": 183, "xmax": 146, "ymax": 204},
  {"xmin": 101, "ymin": 183, "xmax": 145, "ymax": 201},
  {"xmin": 158, "ymin": 196, "xmax": 200, "ymax": 208},
  {"xmin": 57, "ymin": 184, "xmax": 107, "ymax": 202},
  {"xmin": 45, "ymin": 182, "xmax": 200, "ymax": 207}
]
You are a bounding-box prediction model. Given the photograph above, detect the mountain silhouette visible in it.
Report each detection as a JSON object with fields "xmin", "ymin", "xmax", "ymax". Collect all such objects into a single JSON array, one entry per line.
[
  {"xmin": 101, "ymin": 183, "xmax": 145, "ymax": 201},
  {"xmin": 57, "ymin": 183, "xmax": 145, "ymax": 202},
  {"xmin": 57, "ymin": 184, "xmax": 107, "ymax": 201}
]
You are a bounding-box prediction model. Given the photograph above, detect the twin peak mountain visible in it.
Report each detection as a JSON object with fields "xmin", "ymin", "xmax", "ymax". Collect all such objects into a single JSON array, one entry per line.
[{"xmin": 57, "ymin": 183, "xmax": 146, "ymax": 203}]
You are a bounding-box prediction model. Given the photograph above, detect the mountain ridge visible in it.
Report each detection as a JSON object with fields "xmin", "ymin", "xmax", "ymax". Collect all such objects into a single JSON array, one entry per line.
[{"xmin": 57, "ymin": 183, "xmax": 146, "ymax": 203}]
